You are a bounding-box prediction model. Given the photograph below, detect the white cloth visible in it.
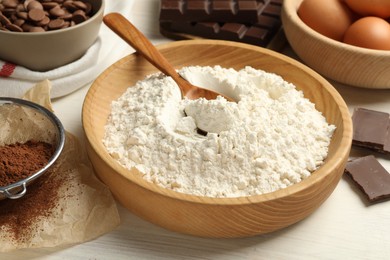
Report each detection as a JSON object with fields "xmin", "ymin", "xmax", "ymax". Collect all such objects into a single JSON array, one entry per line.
[{"xmin": 0, "ymin": 1, "xmax": 135, "ymax": 98}]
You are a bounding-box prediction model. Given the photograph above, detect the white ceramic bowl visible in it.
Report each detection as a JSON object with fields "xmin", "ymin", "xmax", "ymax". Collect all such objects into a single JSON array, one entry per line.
[{"xmin": 0, "ymin": 0, "xmax": 104, "ymax": 71}]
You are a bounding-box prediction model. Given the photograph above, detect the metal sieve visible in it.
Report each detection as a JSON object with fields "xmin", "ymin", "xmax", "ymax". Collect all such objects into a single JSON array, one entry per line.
[{"xmin": 0, "ymin": 97, "xmax": 65, "ymax": 199}]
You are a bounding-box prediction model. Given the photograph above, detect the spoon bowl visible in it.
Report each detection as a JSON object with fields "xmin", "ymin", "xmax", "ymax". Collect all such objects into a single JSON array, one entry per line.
[{"xmin": 103, "ymin": 13, "xmax": 233, "ymax": 101}]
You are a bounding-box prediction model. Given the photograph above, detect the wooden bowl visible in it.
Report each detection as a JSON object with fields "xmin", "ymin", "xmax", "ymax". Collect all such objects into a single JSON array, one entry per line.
[
  {"xmin": 281, "ymin": 0, "xmax": 390, "ymax": 89},
  {"xmin": 82, "ymin": 40, "xmax": 352, "ymax": 238}
]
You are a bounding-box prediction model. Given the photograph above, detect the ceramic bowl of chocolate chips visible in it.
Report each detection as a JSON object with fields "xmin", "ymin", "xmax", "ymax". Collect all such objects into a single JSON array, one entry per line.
[
  {"xmin": 0, "ymin": 0, "xmax": 104, "ymax": 71},
  {"xmin": 0, "ymin": 97, "xmax": 65, "ymax": 200}
]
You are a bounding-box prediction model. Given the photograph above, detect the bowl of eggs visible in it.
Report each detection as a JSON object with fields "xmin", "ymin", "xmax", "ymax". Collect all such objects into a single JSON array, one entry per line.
[
  {"xmin": 0, "ymin": 0, "xmax": 104, "ymax": 71},
  {"xmin": 281, "ymin": 0, "xmax": 390, "ymax": 89},
  {"xmin": 83, "ymin": 40, "xmax": 352, "ymax": 238}
]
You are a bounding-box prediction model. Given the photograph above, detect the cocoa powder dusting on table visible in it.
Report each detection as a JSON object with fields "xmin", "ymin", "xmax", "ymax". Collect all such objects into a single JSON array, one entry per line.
[
  {"xmin": 0, "ymin": 167, "xmax": 63, "ymax": 242},
  {"xmin": 0, "ymin": 140, "xmax": 60, "ymax": 242},
  {"xmin": 0, "ymin": 140, "xmax": 54, "ymax": 187}
]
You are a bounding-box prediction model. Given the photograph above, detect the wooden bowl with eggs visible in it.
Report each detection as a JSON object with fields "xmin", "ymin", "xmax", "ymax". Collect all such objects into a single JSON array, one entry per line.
[
  {"xmin": 282, "ymin": 0, "xmax": 390, "ymax": 89},
  {"xmin": 82, "ymin": 40, "xmax": 352, "ymax": 238}
]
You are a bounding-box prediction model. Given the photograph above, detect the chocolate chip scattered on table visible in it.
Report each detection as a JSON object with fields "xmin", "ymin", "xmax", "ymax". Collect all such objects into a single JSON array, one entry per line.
[{"xmin": 0, "ymin": 0, "xmax": 92, "ymax": 33}]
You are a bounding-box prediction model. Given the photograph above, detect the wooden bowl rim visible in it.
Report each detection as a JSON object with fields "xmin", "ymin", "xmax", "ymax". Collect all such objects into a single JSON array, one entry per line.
[
  {"xmin": 83, "ymin": 39, "xmax": 352, "ymax": 206},
  {"xmin": 283, "ymin": 0, "xmax": 390, "ymax": 56}
]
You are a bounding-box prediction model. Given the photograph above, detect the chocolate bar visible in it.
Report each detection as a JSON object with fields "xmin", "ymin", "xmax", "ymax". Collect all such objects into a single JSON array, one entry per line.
[
  {"xmin": 159, "ymin": 0, "xmax": 284, "ymax": 49},
  {"xmin": 344, "ymin": 156, "xmax": 390, "ymax": 202},
  {"xmin": 160, "ymin": 0, "xmax": 283, "ymax": 23},
  {"xmin": 352, "ymin": 108, "xmax": 390, "ymax": 154},
  {"xmin": 160, "ymin": 18, "xmax": 281, "ymax": 46}
]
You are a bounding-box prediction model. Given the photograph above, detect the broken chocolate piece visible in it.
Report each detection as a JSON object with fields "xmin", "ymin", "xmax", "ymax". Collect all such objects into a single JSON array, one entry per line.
[
  {"xmin": 352, "ymin": 108, "xmax": 390, "ymax": 154},
  {"xmin": 345, "ymin": 155, "xmax": 390, "ymax": 202}
]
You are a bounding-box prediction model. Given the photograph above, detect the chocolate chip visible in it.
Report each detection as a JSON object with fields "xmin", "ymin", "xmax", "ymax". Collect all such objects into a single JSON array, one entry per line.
[
  {"xmin": 15, "ymin": 3, "xmax": 25, "ymax": 12},
  {"xmin": 29, "ymin": 25, "xmax": 45, "ymax": 32},
  {"xmin": 23, "ymin": 0, "xmax": 34, "ymax": 10},
  {"xmin": 21, "ymin": 22, "xmax": 33, "ymax": 31},
  {"xmin": 0, "ymin": 12, "xmax": 11, "ymax": 25},
  {"xmin": 0, "ymin": 0, "xmax": 94, "ymax": 32},
  {"xmin": 13, "ymin": 18, "xmax": 24, "ymax": 26},
  {"xmin": 1, "ymin": 8, "xmax": 15, "ymax": 16},
  {"xmin": 41, "ymin": 2, "xmax": 59, "ymax": 10},
  {"xmin": 49, "ymin": 5, "xmax": 65, "ymax": 16},
  {"xmin": 36, "ymin": 14, "xmax": 49, "ymax": 26},
  {"xmin": 2, "ymin": 0, "xmax": 18, "ymax": 9},
  {"xmin": 63, "ymin": 1, "xmax": 77, "ymax": 12},
  {"xmin": 71, "ymin": 9, "xmax": 86, "ymax": 24},
  {"xmin": 48, "ymin": 17, "xmax": 64, "ymax": 29},
  {"xmin": 28, "ymin": 8, "xmax": 46, "ymax": 22},
  {"xmin": 59, "ymin": 11, "xmax": 72, "ymax": 20},
  {"xmin": 16, "ymin": 11, "xmax": 28, "ymax": 19},
  {"xmin": 27, "ymin": 1, "xmax": 44, "ymax": 11},
  {"xmin": 60, "ymin": 20, "xmax": 69, "ymax": 28},
  {"xmin": 84, "ymin": 1, "xmax": 91, "ymax": 14},
  {"xmin": 72, "ymin": 0, "xmax": 86, "ymax": 10},
  {"xmin": 6, "ymin": 22, "xmax": 22, "ymax": 31}
]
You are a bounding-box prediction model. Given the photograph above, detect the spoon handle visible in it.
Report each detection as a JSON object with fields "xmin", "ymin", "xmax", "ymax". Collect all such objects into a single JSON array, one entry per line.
[{"xmin": 103, "ymin": 13, "xmax": 188, "ymax": 90}]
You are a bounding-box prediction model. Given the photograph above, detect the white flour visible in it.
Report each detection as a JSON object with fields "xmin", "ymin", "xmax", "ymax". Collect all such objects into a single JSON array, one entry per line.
[{"xmin": 103, "ymin": 66, "xmax": 335, "ymax": 197}]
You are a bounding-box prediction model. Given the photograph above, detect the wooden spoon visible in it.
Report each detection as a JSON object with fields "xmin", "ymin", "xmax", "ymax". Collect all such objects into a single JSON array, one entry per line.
[{"xmin": 103, "ymin": 13, "xmax": 233, "ymax": 101}]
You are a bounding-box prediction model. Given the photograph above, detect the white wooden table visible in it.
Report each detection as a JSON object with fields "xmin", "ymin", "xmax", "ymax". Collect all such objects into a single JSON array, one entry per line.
[{"xmin": 3, "ymin": 0, "xmax": 390, "ymax": 259}]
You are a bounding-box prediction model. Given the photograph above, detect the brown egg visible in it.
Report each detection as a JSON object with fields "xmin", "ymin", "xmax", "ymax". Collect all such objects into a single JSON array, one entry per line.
[
  {"xmin": 345, "ymin": 0, "xmax": 390, "ymax": 19},
  {"xmin": 343, "ymin": 17, "xmax": 390, "ymax": 50},
  {"xmin": 298, "ymin": 0, "xmax": 355, "ymax": 41}
]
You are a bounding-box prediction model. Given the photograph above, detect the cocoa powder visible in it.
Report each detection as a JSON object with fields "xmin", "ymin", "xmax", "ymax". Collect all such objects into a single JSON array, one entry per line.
[
  {"xmin": 0, "ymin": 140, "xmax": 58, "ymax": 242},
  {"xmin": 0, "ymin": 140, "xmax": 54, "ymax": 187},
  {"xmin": 0, "ymin": 166, "xmax": 63, "ymax": 242}
]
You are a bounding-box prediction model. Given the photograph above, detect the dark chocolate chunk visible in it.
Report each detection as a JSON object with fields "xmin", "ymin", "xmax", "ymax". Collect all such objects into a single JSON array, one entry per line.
[
  {"xmin": 352, "ymin": 108, "xmax": 390, "ymax": 154},
  {"xmin": 344, "ymin": 155, "xmax": 390, "ymax": 202}
]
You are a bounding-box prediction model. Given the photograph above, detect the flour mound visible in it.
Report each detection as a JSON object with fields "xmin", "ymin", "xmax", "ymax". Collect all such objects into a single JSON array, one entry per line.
[{"xmin": 103, "ymin": 66, "xmax": 335, "ymax": 198}]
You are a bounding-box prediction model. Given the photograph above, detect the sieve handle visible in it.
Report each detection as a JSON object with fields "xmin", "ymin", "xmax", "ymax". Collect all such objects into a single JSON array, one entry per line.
[{"xmin": 4, "ymin": 182, "xmax": 27, "ymax": 199}]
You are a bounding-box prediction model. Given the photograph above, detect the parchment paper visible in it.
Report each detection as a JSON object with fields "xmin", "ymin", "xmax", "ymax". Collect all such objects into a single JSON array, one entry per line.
[{"xmin": 0, "ymin": 80, "xmax": 120, "ymax": 252}]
